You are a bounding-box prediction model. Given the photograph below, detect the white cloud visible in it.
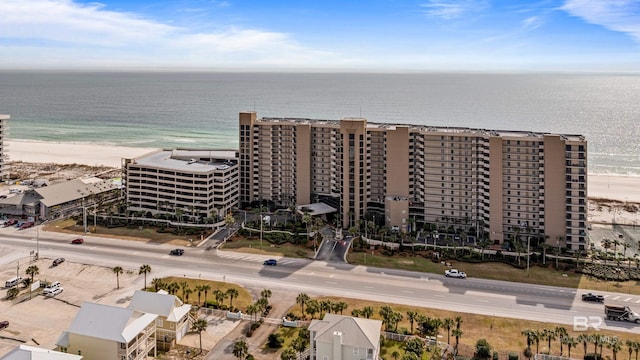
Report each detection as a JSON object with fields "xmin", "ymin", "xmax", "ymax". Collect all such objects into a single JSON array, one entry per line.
[
  {"xmin": 420, "ymin": 0, "xmax": 489, "ymax": 20},
  {"xmin": 0, "ymin": 0, "xmax": 337, "ymax": 68},
  {"xmin": 521, "ymin": 16, "xmax": 543, "ymax": 30},
  {"xmin": 561, "ymin": 0, "xmax": 640, "ymax": 42}
]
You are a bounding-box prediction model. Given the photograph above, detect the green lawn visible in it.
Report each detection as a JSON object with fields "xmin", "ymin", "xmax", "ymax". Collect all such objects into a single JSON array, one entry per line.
[{"xmin": 221, "ymin": 237, "xmax": 316, "ymax": 259}]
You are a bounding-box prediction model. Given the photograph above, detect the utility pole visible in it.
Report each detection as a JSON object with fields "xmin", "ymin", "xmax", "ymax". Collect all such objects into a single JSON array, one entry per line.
[{"xmin": 527, "ymin": 237, "xmax": 531, "ymax": 277}]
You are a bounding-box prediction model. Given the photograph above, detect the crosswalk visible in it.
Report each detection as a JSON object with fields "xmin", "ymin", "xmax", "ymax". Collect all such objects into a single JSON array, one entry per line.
[{"xmin": 215, "ymin": 251, "xmax": 305, "ymax": 266}]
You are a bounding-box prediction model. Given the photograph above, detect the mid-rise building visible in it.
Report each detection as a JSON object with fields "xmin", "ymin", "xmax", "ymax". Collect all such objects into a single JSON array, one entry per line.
[
  {"xmin": 238, "ymin": 111, "xmax": 588, "ymax": 250},
  {"xmin": 123, "ymin": 149, "xmax": 238, "ymax": 222}
]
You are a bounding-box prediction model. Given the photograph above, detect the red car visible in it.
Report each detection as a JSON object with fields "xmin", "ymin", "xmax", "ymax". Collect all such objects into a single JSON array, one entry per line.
[
  {"xmin": 19, "ymin": 222, "xmax": 34, "ymax": 230},
  {"xmin": 71, "ymin": 238, "xmax": 84, "ymax": 244}
]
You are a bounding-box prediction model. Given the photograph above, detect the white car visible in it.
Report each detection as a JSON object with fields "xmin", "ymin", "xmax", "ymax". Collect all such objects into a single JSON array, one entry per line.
[
  {"xmin": 445, "ymin": 269, "xmax": 467, "ymax": 278},
  {"xmin": 45, "ymin": 287, "xmax": 63, "ymax": 297}
]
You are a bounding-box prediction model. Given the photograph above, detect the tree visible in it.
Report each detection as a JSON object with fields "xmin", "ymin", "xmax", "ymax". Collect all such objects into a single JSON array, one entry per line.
[
  {"xmin": 305, "ymin": 299, "xmax": 319, "ymax": 319},
  {"xmin": 184, "ymin": 288, "xmax": 193, "ymax": 303},
  {"xmin": 522, "ymin": 329, "xmax": 535, "ymax": 351},
  {"xmin": 296, "ymin": 293, "xmax": 310, "ymax": 319},
  {"xmin": 403, "ymin": 337, "xmax": 425, "ymax": 358},
  {"xmin": 280, "ymin": 348, "xmax": 296, "ymax": 360},
  {"xmin": 302, "ymin": 211, "xmax": 312, "ymax": 245},
  {"xmin": 202, "ymin": 284, "xmax": 211, "ymax": 303},
  {"xmin": 475, "ymin": 339, "xmax": 492, "ymax": 360},
  {"xmin": 225, "ymin": 212, "xmax": 236, "ymax": 239},
  {"xmin": 609, "ymin": 338, "xmax": 622, "ymax": 360},
  {"xmin": 232, "ymin": 339, "xmax": 248, "ymax": 359},
  {"xmin": 152, "ymin": 277, "xmax": 165, "ymax": 292},
  {"xmin": 191, "ymin": 318, "xmax": 208, "ymax": 354},
  {"xmin": 451, "ymin": 328, "xmax": 463, "ymax": 355},
  {"xmin": 555, "ymin": 326, "xmax": 567, "ymax": 355},
  {"xmin": 167, "ymin": 282, "xmax": 180, "ymax": 295},
  {"xmin": 195, "ymin": 285, "xmax": 204, "ymax": 305},
  {"xmin": 112, "ymin": 266, "xmax": 123, "ymax": 289},
  {"xmin": 261, "ymin": 288, "xmax": 272, "ymax": 300},
  {"xmin": 138, "ymin": 264, "xmax": 151, "ymax": 290},
  {"xmin": 26, "ymin": 265, "xmax": 39, "ymax": 282},
  {"xmin": 180, "ymin": 281, "xmax": 190, "ymax": 301},
  {"xmin": 292, "ymin": 336, "xmax": 307, "ymax": 358},
  {"xmin": 443, "ymin": 317, "xmax": 454, "ymax": 344},
  {"xmin": 563, "ymin": 336, "xmax": 577, "ymax": 358},
  {"xmin": 362, "ymin": 306, "xmax": 374, "ymax": 319},
  {"xmin": 406, "ymin": 311, "xmax": 418, "ymax": 334},
  {"xmin": 577, "ymin": 334, "xmax": 589, "ymax": 356},
  {"xmin": 391, "ymin": 350, "xmax": 401, "ymax": 360},
  {"xmin": 227, "ymin": 288, "xmax": 239, "ymax": 309}
]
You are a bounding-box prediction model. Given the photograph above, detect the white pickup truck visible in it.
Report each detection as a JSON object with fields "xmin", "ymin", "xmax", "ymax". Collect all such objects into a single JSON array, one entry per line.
[{"xmin": 445, "ymin": 269, "xmax": 467, "ymax": 278}]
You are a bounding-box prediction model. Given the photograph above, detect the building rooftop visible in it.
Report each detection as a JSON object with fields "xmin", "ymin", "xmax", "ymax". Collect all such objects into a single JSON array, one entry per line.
[
  {"xmin": 0, "ymin": 345, "xmax": 83, "ymax": 360},
  {"xmin": 128, "ymin": 290, "xmax": 191, "ymax": 322},
  {"xmin": 56, "ymin": 302, "xmax": 157, "ymax": 346},
  {"xmin": 309, "ymin": 314, "xmax": 382, "ymax": 350},
  {"xmin": 128, "ymin": 149, "xmax": 237, "ymax": 173},
  {"xmin": 34, "ymin": 178, "xmax": 119, "ymax": 207}
]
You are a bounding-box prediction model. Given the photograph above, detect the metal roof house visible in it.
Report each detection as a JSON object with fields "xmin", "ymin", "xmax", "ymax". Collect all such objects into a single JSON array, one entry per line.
[
  {"xmin": 127, "ymin": 290, "xmax": 192, "ymax": 351},
  {"xmin": 308, "ymin": 314, "xmax": 382, "ymax": 360},
  {"xmin": 34, "ymin": 178, "xmax": 120, "ymax": 221},
  {"xmin": 56, "ymin": 302, "xmax": 157, "ymax": 360},
  {"xmin": 0, "ymin": 345, "xmax": 83, "ymax": 360}
]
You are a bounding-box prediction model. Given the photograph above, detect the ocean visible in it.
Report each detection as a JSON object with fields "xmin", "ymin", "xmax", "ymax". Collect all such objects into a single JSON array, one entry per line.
[{"xmin": 0, "ymin": 71, "xmax": 638, "ymax": 175}]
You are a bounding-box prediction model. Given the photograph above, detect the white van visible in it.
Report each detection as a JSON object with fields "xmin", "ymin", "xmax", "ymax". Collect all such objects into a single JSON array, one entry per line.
[
  {"xmin": 43, "ymin": 282, "xmax": 62, "ymax": 296},
  {"xmin": 5, "ymin": 277, "xmax": 23, "ymax": 288}
]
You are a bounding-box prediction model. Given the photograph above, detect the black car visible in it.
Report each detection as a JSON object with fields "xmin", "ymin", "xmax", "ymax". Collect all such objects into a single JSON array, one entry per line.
[
  {"xmin": 52, "ymin": 257, "xmax": 65, "ymax": 266},
  {"xmin": 263, "ymin": 259, "xmax": 277, "ymax": 266},
  {"xmin": 0, "ymin": 320, "xmax": 8, "ymax": 330},
  {"xmin": 582, "ymin": 293, "xmax": 605, "ymax": 302},
  {"xmin": 169, "ymin": 249, "xmax": 184, "ymax": 256}
]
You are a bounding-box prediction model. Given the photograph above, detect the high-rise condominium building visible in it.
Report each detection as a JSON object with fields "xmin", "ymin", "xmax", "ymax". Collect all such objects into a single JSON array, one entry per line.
[
  {"xmin": 239, "ymin": 112, "xmax": 588, "ymax": 251},
  {"xmin": 0, "ymin": 115, "xmax": 9, "ymax": 180}
]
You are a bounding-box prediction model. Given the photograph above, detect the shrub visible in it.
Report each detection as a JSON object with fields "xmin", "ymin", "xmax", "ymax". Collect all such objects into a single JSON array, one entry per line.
[
  {"xmin": 584, "ymin": 353, "xmax": 602, "ymax": 360},
  {"xmin": 509, "ymin": 352, "xmax": 519, "ymax": 360},
  {"xmin": 267, "ymin": 333, "xmax": 284, "ymax": 349}
]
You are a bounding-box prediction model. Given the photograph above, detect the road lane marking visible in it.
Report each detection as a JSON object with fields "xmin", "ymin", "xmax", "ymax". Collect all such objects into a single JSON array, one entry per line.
[
  {"xmin": 402, "ymin": 290, "xmax": 414, "ymax": 294},
  {"xmin": 624, "ymin": 297, "xmax": 632, "ymax": 302},
  {"xmin": 612, "ymin": 296, "xmax": 620, "ymax": 300}
]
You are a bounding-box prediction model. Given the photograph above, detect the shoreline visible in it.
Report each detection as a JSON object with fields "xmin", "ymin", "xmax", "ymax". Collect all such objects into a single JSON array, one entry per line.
[{"xmin": 4, "ymin": 139, "xmax": 640, "ymax": 205}]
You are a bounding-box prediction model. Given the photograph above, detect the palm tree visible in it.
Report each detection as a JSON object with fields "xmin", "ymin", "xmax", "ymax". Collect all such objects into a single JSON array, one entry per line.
[
  {"xmin": 451, "ymin": 328, "xmax": 463, "ymax": 355},
  {"xmin": 391, "ymin": 350, "xmax": 401, "ymax": 360},
  {"xmin": 443, "ymin": 317, "xmax": 454, "ymax": 344},
  {"xmin": 152, "ymin": 277, "xmax": 165, "ymax": 291},
  {"xmin": 191, "ymin": 318, "xmax": 208, "ymax": 354},
  {"xmin": 179, "ymin": 281, "xmax": 189, "ymax": 301},
  {"xmin": 577, "ymin": 334, "xmax": 589, "ymax": 356},
  {"xmin": 609, "ymin": 337, "xmax": 622, "ymax": 360},
  {"xmin": 195, "ymin": 285, "xmax": 204, "ymax": 305},
  {"xmin": 184, "ymin": 288, "xmax": 193, "ymax": 303},
  {"xmin": 296, "ymin": 293, "xmax": 310, "ymax": 319},
  {"xmin": 555, "ymin": 326, "xmax": 567, "ymax": 355},
  {"xmin": 260, "ymin": 288, "xmax": 272, "ymax": 300},
  {"xmin": 202, "ymin": 284, "xmax": 211, "ymax": 304},
  {"xmin": 112, "ymin": 266, "xmax": 123, "ymax": 289},
  {"xmin": 522, "ymin": 329, "xmax": 535, "ymax": 352},
  {"xmin": 167, "ymin": 282, "xmax": 180, "ymax": 295},
  {"xmin": 225, "ymin": 212, "xmax": 236, "ymax": 239},
  {"xmin": 26, "ymin": 265, "xmax": 39, "ymax": 282},
  {"xmin": 232, "ymin": 339, "xmax": 248, "ymax": 359},
  {"xmin": 626, "ymin": 340, "xmax": 635, "ymax": 360},
  {"xmin": 563, "ymin": 336, "xmax": 577, "ymax": 358},
  {"xmin": 226, "ymin": 288, "xmax": 239, "ymax": 310},
  {"xmin": 361, "ymin": 306, "xmax": 374, "ymax": 319},
  {"xmin": 138, "ymin": 264, "xmax": 151, "ymax": 290},
  {"xmin": 406, "ymin": 311, "xmax": 418, "ymax": 334}
]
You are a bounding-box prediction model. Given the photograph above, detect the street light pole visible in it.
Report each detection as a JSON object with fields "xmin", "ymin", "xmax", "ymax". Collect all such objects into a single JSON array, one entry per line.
[{"xmin": 527, "ymin": 236, "xmax": 531, "ymax": 277}]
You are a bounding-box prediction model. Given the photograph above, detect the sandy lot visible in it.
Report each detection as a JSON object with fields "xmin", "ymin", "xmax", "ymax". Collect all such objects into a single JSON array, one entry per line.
[{"xmin": 0, "ymin": 257, "xmax": 141, "ymax": 356}]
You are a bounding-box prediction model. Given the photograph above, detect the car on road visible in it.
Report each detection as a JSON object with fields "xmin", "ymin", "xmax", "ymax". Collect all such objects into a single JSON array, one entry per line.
[
  {"xmin": 445, "ymin": 269, "xmax": 467, "ymax": 278},
  {"xmin": 263, "ymin": 259, "xmax": 277, "ymax": 266},
  {"xmin": 3, "ymin": 219, "xmax": 18, "ymax": 227},
  {"xmin": 52, "ymin": 258, "xmax": 65, "ymax": 266},
  {"xmin": 71, "ymin": 238, "xmax": 84, "ymax": 244},
  {"xmin": 0, "ymin": 320, "xmax": 8, "ymax": 330},
  {"xmin": 582, "ymin": 293, "xmax": 605, "ymax": 302},
  {"xmin": 169, "ymin": 249, "xmax": 184, "ymax": 256}
]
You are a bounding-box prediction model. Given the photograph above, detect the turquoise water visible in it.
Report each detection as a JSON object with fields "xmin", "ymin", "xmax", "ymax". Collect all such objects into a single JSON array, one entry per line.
[{"xmin": 0, "ymin": 71, "xmax": 638, "ymax": 175}]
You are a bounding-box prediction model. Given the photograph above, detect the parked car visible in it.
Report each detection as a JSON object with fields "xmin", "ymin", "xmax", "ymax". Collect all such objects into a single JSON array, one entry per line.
[
  {"xmin": 169, "ymin": 249, "xmax": 184, "ymax": 256},
  {"xmin": 71, "ymin": 238, "xmax": 84, "ymax": 244},
  {"xmin": 263, "ymin": 259, "xmax": 278, "ymax": 266},
  {"xmin": 581, "ymin": 293, "xmax": 604, "ymax": 302},
  {"xmin": 52, "ymin": 258, "xmax": 65, "ymax": 266},
  {"xmin": 0, "ymin": 320, "xmax": 8, "ymax": 330},
  {"xmin": 3, "ymin": 219, "xmax": 18, "ymax": 227},
  {"xmin": 18, "ymin": 222, "xmax": 34, "ymax": 230},
  {"xmin": 45, "ymin": 287, "xmax": 63, "ymax": 297}
]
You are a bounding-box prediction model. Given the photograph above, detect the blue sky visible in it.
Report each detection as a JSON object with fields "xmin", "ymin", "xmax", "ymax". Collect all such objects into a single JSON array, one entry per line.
[{"xmin": 0, "ymin": 0, "xmax": 639, "ymax": 71}]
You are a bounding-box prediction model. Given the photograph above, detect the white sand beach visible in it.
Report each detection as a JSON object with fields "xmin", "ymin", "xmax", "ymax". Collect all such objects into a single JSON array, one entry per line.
[
  {"xmin": 4, "ymin": 139, "xmax": 639, "ymax": 225},
  {"xmin": 6, "ymin": 139, "xmax": 158, "ymax": 168}
]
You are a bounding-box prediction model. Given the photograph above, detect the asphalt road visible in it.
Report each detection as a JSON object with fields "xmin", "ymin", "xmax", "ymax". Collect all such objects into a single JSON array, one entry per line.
[{"xmin": 1, "ymin": 226, "xmax": 639, "ymax": 335}]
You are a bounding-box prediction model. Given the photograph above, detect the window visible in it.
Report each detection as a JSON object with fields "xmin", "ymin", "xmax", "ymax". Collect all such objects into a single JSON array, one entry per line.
[
  {"xmin": 156, "ymin": 319, "xmax": 164, "ymax": 327},
  {"xmin": 354, "ymin": 348, "xmax": 360, "ymax": 355}
]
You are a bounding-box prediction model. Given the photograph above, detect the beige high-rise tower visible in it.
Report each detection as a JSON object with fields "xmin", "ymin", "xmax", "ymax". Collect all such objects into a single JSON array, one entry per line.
[
  {"xmin": 238, "ymin": 111, "xmax": 588, "ymax": 251},
  {"xmin": 0, "ymin": 115, "xmax": 9, "ymax": 180}
]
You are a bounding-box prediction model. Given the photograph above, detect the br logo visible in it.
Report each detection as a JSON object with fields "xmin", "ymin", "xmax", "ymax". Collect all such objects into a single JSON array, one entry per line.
[{"xmin": 573, "ymin": 316, "xmax": 603, "ymax": 331}]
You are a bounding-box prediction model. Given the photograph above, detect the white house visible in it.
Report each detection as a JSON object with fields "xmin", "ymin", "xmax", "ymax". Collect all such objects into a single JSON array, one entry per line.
[
  {"xmin": 0, "ymin": 345, "xmax": 83, "ymax": 360},
  {"xmin": 127, "ymin": 290, "xmax": 192, "ymax": 351},
  {"xmin": 56, "ymin": 302, "xmax": 157, "ymax": 360},
  {"xmin": 308, "ymin": 314, "xmax": 382, "ymax": 360}
]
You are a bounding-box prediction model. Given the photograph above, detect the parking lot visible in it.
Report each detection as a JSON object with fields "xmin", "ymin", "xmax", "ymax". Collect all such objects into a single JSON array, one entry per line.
[{"xmin": 0, "ymin": 255, "xmax": 141, "ymax": 356}]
